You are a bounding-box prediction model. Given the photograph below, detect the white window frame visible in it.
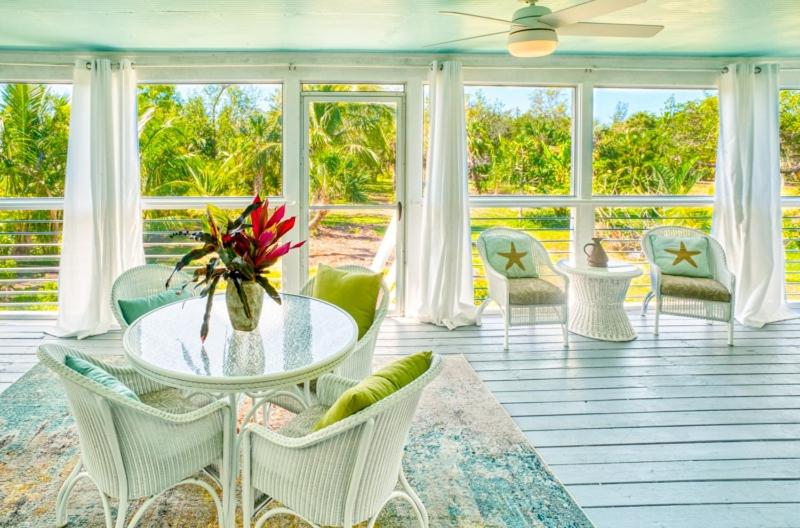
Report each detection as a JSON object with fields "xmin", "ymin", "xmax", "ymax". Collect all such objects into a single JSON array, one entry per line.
[{"xmin": 4, "ymin": 52, "xmax": 800, "ymax": 317}]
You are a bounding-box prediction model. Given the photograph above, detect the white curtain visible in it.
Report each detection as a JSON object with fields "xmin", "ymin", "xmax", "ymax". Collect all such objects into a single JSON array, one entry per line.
[
  {"xmin": 52, "ymin": 59, "xmax": 144, "ymax": 338},
  {"xmin": 713, "ymin": 63, "xmax": 796, "ymax": 327},
  {"xmin": 414, "ymin": 61, "xmax": 477, "ymax": 329}
]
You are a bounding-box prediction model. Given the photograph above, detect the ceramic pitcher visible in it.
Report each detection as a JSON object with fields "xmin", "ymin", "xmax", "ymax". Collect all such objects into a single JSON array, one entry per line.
[{"xmin": 583, "ymin": 237, "xmax": 609, "ymax": 268}]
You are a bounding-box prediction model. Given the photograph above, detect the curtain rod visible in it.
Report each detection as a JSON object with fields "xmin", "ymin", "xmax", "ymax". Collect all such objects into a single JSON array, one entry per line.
[
  {"xmin": 0, "ymin": 60, "xmax": 135, "ymax": 69},
  {"xmin": 1, "ymin": 60, "xmax": 800, "ymax": 73}
]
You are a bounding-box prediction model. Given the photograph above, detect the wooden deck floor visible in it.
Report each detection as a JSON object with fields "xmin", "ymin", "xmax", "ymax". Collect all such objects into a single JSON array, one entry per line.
[{"xmin": 3, "ymin": 311, "xmax": 800, "ymax": 528}]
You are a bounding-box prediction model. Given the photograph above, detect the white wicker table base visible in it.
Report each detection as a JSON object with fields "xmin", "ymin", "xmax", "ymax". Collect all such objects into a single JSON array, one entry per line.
[{"xmin": 558, "ymin": 261, "xmax": 642, "ymax": 342}]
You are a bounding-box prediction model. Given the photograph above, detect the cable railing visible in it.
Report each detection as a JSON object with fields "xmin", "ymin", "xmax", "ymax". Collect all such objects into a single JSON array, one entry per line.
[
  {"xmin": 782, "ymin": 208, "xmax": 800, "ymax": 301},
  {"xmin": 142, "ymin": 209, "xmax": 283, "ymax": 290},
  {"xmin": 3, "ymin": 203, "xmax": 800, "ymax": 313},
  {"xmin": 595, "ymin": 206, "xmax": 713, "ymax": 302},
  {"xmin": 470, "ymin": 207, "xmax": 573, "ymax": 303},
  {"xmin": 0, "ymin": 213, "xmax": 62, "ymax": 312}
]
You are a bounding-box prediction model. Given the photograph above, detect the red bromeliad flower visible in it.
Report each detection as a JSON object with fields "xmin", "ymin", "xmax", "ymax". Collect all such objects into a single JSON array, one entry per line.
[{"xmin": 167, "ymin": 195, "xmax": 305, "ymax": 341}]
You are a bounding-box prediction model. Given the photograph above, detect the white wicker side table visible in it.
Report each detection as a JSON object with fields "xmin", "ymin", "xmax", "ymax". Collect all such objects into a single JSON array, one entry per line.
[{"xmin": 556, "ymin": 260, "xmax": 642, "ymax": 342}]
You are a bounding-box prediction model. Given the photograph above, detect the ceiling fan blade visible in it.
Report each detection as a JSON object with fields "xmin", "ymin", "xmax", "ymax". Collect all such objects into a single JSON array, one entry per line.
[
  {"xmin": 557, "ymin": 22, "xmax": 663, "ymax": 38},
  {"xmin": 423, "ymin": 31, "xmax": 508, "ymax": 49},
  {"xmin": 439, "ymin": 11, "xmax": 513, "ymax": 25},
  {"xmin": 539, "ymin": 0, "xmax": 646, "ymax": 28}
]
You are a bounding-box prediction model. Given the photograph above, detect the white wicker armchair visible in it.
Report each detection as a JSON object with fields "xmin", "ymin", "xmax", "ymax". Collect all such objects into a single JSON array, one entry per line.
[
  {"xmin": 476, "ymin": 228, "xmax": 570, "ymax": 349},
  {"xmin": 38, "ymin": 344, "xmax": 230, "ymax": 528},
  {"xmin": 241, "ymin": 354, "xmax": 443, "ymax": 528},
  {"xmin": 641, "ymin": 226, "xmax": 736, "ymax": 345},
  {"xmin": 110, "ymin": 264, "xmax": 198, "ymax": 329}
]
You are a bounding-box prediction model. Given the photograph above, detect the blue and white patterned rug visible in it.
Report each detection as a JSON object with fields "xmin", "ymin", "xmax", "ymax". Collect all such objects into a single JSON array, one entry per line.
[{"xmin": 0, "ymin": 355, "xmax": 593, "ymax": 527}]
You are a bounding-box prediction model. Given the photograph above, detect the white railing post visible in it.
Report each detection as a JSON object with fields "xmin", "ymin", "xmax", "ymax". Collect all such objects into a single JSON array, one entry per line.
[
  {"xmin": 281, "ymin": 73, "xmax": 304, "ymax": 294},
  {"xmin": 574, "ymin": 79, "xmax": 595, "ymax": 260}
]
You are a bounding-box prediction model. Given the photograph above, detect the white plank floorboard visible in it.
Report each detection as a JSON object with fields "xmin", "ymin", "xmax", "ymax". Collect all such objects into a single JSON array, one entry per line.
[{"xmin": 2, "ymin": 311, "xmax": 800, "ymax": 527}]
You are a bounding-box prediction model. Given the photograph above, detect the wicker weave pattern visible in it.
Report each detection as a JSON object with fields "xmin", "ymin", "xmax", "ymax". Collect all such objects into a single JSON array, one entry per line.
[
  {"xmin": 110, "ymin": 264, "xmax": 198, "ymax": 329},
  {"xmin": 242, "ymin": 355, "xmax": 443, "ymax": 528},
  {"xmin": 476, "ymin": 228, "xmax": 569, "ymax": 349},
  {"xmin": 642, "ymin": 226, "xmax": 735, "ymax": 344},
  {"xmin": 37, "ymin": 344, "xmax": 229, "ymax": 526},
  {"xmin": 299, "ymin": 265, "xmax": 390, "ymax": 380}
]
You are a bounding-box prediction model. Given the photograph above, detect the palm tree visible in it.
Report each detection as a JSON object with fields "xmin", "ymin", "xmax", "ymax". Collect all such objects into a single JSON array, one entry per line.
[
  {"xmin": 0, "ymin": 83, "xmax": 69, "ymax": 198},
  {"xmin": 307, "ymin": 100, "xmax": 394, "ymax": 230},
  {"xmin": 0, "ymin": 83, "xmax": 70, "ymax": 260}
]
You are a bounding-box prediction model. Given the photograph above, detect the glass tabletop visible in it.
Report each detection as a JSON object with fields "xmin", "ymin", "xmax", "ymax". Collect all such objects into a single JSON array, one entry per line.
[{"xmin": 122, "ymin": 293, "xmax": 358, "ymax": 392}]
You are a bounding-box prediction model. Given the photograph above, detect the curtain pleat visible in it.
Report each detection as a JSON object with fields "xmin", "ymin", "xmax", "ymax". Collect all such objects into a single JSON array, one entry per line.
[
  {"xmin": 52, "ymin": 59, "xmax": 145, "ymax": 338},
  {"xmin": 712, "ymin": 63, "xmax": 797, "ymax": 327},
  {"xmin": 413, "ymin": 61, "xmax": 477, "ymax": 329}
]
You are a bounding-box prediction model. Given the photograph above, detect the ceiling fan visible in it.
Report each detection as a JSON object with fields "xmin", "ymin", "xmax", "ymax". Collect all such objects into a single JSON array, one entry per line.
[{"xmin": 427, "ymin": 0, "xmax": 664, "ymax": 58}]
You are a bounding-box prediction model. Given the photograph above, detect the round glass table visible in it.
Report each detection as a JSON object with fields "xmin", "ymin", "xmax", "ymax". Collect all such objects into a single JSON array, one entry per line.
[
  {"xmin": 122, "ymin": 293, "xmax": 358, "ymax": 527},
  {"xmin": 557, "ymin": 259, "xmax": 642, "ymax": 342}
]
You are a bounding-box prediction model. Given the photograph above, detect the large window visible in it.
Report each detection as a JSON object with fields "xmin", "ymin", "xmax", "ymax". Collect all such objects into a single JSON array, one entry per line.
[
  {"xmin": 0, "ymin": 83, "xmax": 71, "ymax": 198},
  {"xmin": 781, "ymin": 89, "xmax": 800, "ymax": 196},
  {"xmin": 0, "ymin": 83, "xmax": 71, "ymax": 311},
  {"xmin": 465, "ymin": 85, "xmax": 573, "ymax": 196},
  {"xmin": 593, "ymin": 88, "xmax": 718, "ymax": 196},
  {"xmin": 138, "ymin": 83, "xmax": 282, "ymax": 197}
]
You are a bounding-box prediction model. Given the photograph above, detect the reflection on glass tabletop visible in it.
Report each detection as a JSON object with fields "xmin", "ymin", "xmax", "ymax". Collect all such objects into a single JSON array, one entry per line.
[{"xmin": 123, "ymin": 294, "xmax": 358, "ymax": 383}]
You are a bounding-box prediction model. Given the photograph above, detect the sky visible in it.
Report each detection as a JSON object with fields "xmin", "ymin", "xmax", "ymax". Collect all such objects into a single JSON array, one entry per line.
[
  {"xmin": 469, "ymin": 85, "xmax": 715, "ymax": 125},
  {"xmin": 4, "ymin": 83, "xmax": 714, "ymax": 125}
]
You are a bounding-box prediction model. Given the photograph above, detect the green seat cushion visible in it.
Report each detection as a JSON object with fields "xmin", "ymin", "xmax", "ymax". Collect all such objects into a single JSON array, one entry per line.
[
  {"xmin": 314, "ymin": 351, "xmax": 433, "ymax": 431},
  {"xmin": 312, "ymin": 264, "xmax": 382, "ymax": 339},
  {"xmin": 650, "ymin": 236, "xmax": 712, "ymax": 278},
  {"xmin": 508, "ymin": 278, "xmax": 565, "ymax": 305},
  {"xmin": 660, "ymin": 274, "xmax": 731, "ymax": 303},
  {"xmin": 118, "ymin": 288, "xmax": 191, "ymax": 324},
  {"xmin": 483, "ymin": 232, "xmax": 538, "ymax": 279},
  {"xmin": 64, "ymin": 355, "xmax": 139, "ymax": 401}
]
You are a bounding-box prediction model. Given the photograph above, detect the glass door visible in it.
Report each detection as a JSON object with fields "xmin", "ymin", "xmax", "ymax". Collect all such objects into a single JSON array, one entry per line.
[{"xmin": 300, "ymin": 91, "xmax": 405, "ymax": 311}]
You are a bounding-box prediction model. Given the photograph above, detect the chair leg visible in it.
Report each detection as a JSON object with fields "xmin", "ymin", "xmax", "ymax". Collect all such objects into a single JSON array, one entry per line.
[
  {"xmin": 55, "ymin": 461, "xmax": 83, "ymax": 527},
  {"xmin": 399, "ymin": 468, "xmax": 429, "ymax": 528},
  {"xmin": 561, "ymin": 324, "xmax": 569, "ymax": 348},
  {"xmin": 503, "ymin": 308, "xmax": 510, "ymax": 351},
  {"xmin": 728, "ymin": 319, "xmax": 734, "ymax": 346},
  {"xmin": 654, "ymin": 307, "xmax": 660, "ymax": 336},
  {"xmin": 242, "ymin": 433, "xmax": 253, "ymax": 528},
  {"xmin": 114, "ymin": 497, "xmax": 128, "ymax": 528},
  {"xmin": 475, "ymin": 298, "xmax": 490, "ymax": 326},
  {"xmin": 641, "ymin": 291, "xmax": 654, "ymax": 316}
]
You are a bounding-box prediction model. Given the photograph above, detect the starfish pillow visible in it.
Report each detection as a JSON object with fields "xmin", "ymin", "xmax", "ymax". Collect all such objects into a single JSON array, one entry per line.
[
  {"xmin": 649, "ymin": 235, "xmax": 712, "ymax": 279},
  {"xmin": 483, "ymin": 232, "xmax": 539, "ymax": 279}
]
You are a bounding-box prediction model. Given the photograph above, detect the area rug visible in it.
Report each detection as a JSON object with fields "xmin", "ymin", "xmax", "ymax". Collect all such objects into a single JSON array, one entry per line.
[{"xmin": 0, "ymin": 355, "xmax": 593, "ymax": 528}]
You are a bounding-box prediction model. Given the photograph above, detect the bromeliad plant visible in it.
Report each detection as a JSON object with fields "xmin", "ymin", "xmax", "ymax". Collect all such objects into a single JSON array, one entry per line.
[{"xmin": 166, "ymin": 195, "xmax": 305, "ymax": 341}]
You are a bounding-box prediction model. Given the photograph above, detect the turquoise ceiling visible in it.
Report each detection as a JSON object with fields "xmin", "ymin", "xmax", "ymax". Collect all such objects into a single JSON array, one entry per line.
[{"xmin": 0, "ymin": 1, "xmax": 799, "ymax": 57}]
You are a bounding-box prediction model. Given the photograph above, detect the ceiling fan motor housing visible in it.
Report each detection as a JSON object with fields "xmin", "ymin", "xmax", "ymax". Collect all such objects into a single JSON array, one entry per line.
[{"xmin": 508, "ymin": 4, "xmax": 558, "ymax": 57}]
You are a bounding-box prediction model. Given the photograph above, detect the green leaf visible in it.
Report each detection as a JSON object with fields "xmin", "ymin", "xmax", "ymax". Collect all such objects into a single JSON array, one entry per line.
[
  {"xmin": 166, "ymin": 245, "xmax": 216, "ymax": 288},
  {"xmin": 256, "ymin": 275, "xmax": 281, "ymax": 305},
  {"xmin": 200, "ymin": 274, "xmax": 222, "ymax": 342},
  {"xmin": 230, "ymin": 275, "xmax": 252, "ymax": 319}
]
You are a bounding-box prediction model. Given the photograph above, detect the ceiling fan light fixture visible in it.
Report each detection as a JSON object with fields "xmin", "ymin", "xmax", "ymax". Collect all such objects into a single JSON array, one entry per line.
[{"xmin": 507, "ymin": 27, "xmax": 558, "ymax": 57}]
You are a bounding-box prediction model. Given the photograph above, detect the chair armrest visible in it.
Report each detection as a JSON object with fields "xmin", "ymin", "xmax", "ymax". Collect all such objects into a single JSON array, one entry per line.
[
  {"xmin": 316, "ymin": 374, "xmax": 359, "ymax": 407},
  {"xmin": 66, "ymin": 349, "xmax": 169, "ymax": 395},
  {"xmin": 483, "ymin": 264, "xmax": 509, "ymax": 303}
]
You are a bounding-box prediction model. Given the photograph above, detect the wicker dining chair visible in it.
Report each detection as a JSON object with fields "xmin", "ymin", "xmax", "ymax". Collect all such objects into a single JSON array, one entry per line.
[
  {"xmin": 641, "ymin": 226, "xmax": 736, "ymax": 345},
  {"xmin": 300, "ymin": 265, "xmax": 390, "ymax": 380},
  {"xmin": 110, "ymin": 264, "xmax": 198, "ymax": 329},
  {"xmin": 241, "ymin": 354, "xmax": 443, "ymax": 528},
  {"xmin": 259, "ymin": 265, "xmax": 390, "ymax": 417},
  {"xmin": 38, "ymin": 344, "xmax": 230, "ymax": 528},
  {"xmin": 476, "ymin": 228, "xmax": 570, "ymax": 349}
]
